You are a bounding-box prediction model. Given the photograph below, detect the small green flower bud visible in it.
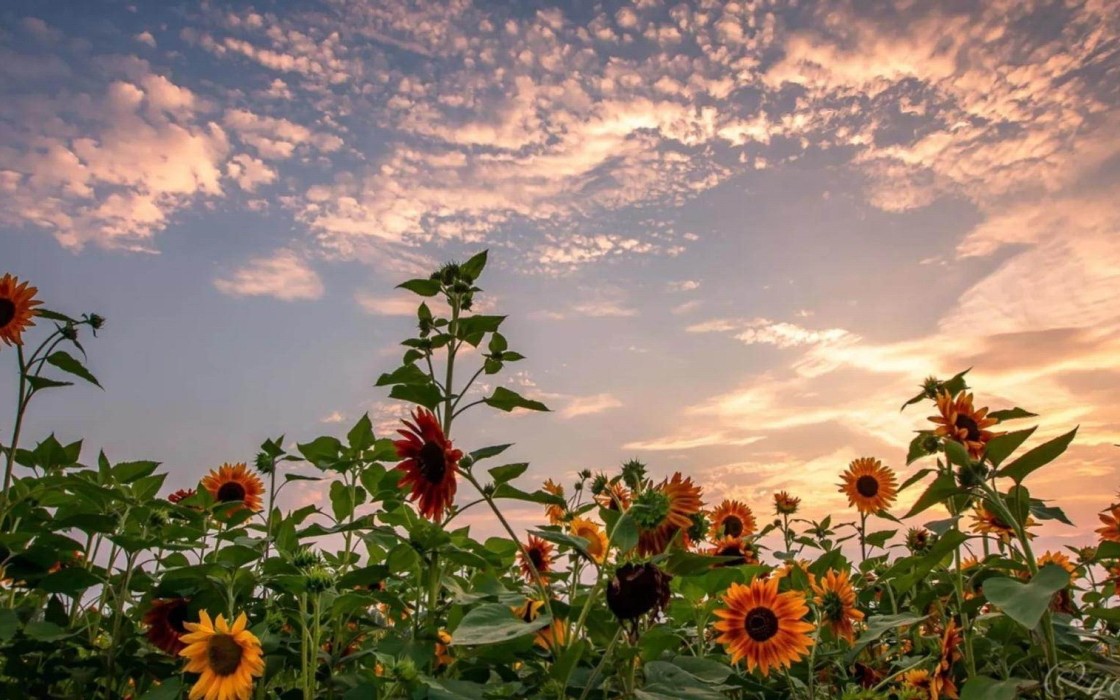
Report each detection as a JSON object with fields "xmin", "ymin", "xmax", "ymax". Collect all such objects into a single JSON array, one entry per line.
[
  {"xmin": 292, "ymin": 547, "xmax": 321, "ymax": 570},
  {"xmin": 305, "ymin": 565, "xmax": 335, "ymax": 593}
]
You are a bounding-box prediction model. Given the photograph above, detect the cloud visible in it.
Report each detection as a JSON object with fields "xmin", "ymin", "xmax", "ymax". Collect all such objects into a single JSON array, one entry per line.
[
  {"xmin": 560, "ymin": 393, "xmax": 623, "ymax": 419},
  {"xmin": 667, "ymin": 280, "xmax": 700, "ymax": 292},
  {"xmin": 213, "ymin": 249, "xmax": 324, "ymax": 300},
  {"xmin": 134, "ymin": 31, "xmax": 157, "ymax": 48}
]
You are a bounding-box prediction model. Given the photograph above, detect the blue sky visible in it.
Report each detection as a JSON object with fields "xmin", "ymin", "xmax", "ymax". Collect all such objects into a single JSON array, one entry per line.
[{"xmin": 2, "ymin": 0, "xmax": 1119, "ymax": 547}]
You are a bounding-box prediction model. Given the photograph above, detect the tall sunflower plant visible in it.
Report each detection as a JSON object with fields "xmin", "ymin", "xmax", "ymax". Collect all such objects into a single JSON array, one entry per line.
[{"xmin": 2, "ymin": 257, "xmax": 1118, "ymax": 700}]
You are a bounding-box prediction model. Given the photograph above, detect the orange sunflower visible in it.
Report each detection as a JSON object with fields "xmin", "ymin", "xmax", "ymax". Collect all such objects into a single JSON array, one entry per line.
[
  {"xmin": 518, "ymin": 534, "xmax": 554, "ymax": 582},
  {"xmin": 1097, "ymin": 504, "xmax": 1120, "ymax": 543},
  {"xmin": 811, "ymin": 569, "xmax": 864, "ymax": 643},
  {"xmin": 201, "ymin": 463, "xmax": 264, "ymax": 513},
  {"xmin": 0, "ymin": 273, "xmax": 42, "ymax": 347},
  {"xmin": 633, "ymin": 473, "xmax": 702, "ymax": 556},
  {"xmin": 568, "ymin": 517, "xmax": 609, "ymax": 564},
  {"xmin": 168, "ymin": 488, "xmax": 196, "ymax": 504},
  {"xmin": 713, "ymin": 576, "xmax": 815, "ymax": 677},
  {"xmin": 512, "ymin": 599, "xmax": 566, "ymax": 651},
  {"xmin": 394, "ymin": 408, "xmax": 462, "ymax": 521},
  {"xmin": 970, "ymin": 504, "xmax": 1035, "ymax": 542},
  {"xmin": 928, "ymin": 390, "xmax": 1003, "ymax": 459},
  {"xmin": 542, "ymin": 479, "xmax": 566, "ymax": 525},
  {"xmin": 708, "ymin": 536, "xmax": 757, "ymax": 567},
  {"xmin": 709, "ymin": 499, "xmax": 757, "ymax": 541},
  {"xmin": 773, "ymin": 491, "xmax": 800, "ymax": 515},
  {"xmin": 901, "ymin": 668, "xmax": 934, "ymax": 695},
  {"xmin": 595, "ymin": 481, "xmax": 632, "ymax": 511},
  {"xmin": 435, "ymin": 629, "xmax": 453, "ymax": 667},
  {"xmin": 179, "ymin": 611, "xmax": 264, "ymax": 700},
  {"xmin": 932, "ymin": 620, "xmax": 962, "ymax": 699},
  {"xmin": 143, "ymin": 597, "xmax": 192, "ymax": 655},
  {"xmin": 838, "ymin": 458, "xmax": 898, "ymax": 515}
]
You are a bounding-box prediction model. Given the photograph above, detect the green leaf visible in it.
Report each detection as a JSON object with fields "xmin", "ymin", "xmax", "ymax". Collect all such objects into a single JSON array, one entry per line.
[
  {"xmin": 470, "ymin": 444, "xmax": 512, "ymax": 462},
  {"xmin": 27, "ymin": 376, "xmax": 73, "ymax": 391},
  {"xmin": 46, "ymin": 351, "xmax": 101, "ymax": 388},
  {"xmin": 297, "ymin": 436, "xmax": 343, "ymax": 466},
  {"xmin": 456, "ymin": 315, "xmax": 506, "ymax": 344},
  {"xmin": 398, "ymin": 278, "xmax": 441, "ymax": 296},
  {"xmin": 902, "ymin": 472, "xmax": 960, "ymax": 519},
  {"xmin": 450, "ymin": 603, "xmax": 550, "ymax": 645},
  {"xmin": 984, "ymin": 565, "xmax": 1070, "ymax": 630},
  {"xmin": 347, "ymin": 414, "xmax": 376, "ymax": 451},
  {"xmin": 330, "ymin": 481, "xmax": 364, "ymax": 521},
  {"xmin": 484, "ymin": 387, "xmax": 549, "ymax": 413},
  {"xmin": 846, "ymin": 614, "xmax": 925, "ymax": 660},
  {"xmin": 375, "ymin": 364, "xmax": 432, "ymax": 387},
  {"xmin": 459, "ymin": 250, "xmax": 488, "ymax": 281},
  {"xmin": 491, "ymin": 484, "xmax": 564, "ymax": 506},
  {"xmin": 610, "ymin": 512, "xmax": 639, "ymax": 553},
  {"xmin": 906, "ymin": 433, "xmax": 934, "ymax": 465},
  {"xmin": 988, "ymin": 407, "xmax": 1037, "ymax": 422},
  {"xmin": 389, "ymin": 383, "xmax": 444, "ymax": 411},
  {"xmin": 112, "ymin": 460, "xmax": 160, "ymax": 483},
  {"xmin": 488, "ymin": 332, "xmax": 508, "ymax": 354},
  {"xmin": 138, "ymin": 678, "xmax": 184, "ymax": 700},
  {"xmin": 0, "ymin": 609, "xmax": 17, "ymax": 642},
  {"xmin": 959, "ymin": 676, "xmax": 1031, "ymax": 700},
  {"xmin": 39, "ymin": 568, "xmax": 101, "ymax": 596},
  {"xmin": 24, "ymin": 621, "xmax": 73, "ymax": 641},
  {"xmin": 1029, "ymin": 500, "xmax": 1073, "ymax": 525},
  {"xmin": 997, "ymin": 427, "xmax": 1078, "ymax": 483},
  {"xmin": 943, "ymin": 439, "xmax": 972, "ymax": 469},
  {"xmin": 985, "ymin": 427, "xmax": 1037, "ymax": 469},
  {"xmin": 864, "ymin": 529, "xmax": 896, "ymax": 548},
  {"xmin": 893, "ymin": 528, "xmax": 968, "ymax": 595},
  {"xmin": 488, "ymin": 462, "xmax": 528, "ymax": 485}
]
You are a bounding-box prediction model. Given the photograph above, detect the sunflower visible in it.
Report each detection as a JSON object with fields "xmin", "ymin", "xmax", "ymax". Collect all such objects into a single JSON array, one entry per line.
[
  {"xmin": 435, "ymin": 629, "xmax": 453, "ymax": 667},
  {"xmin": 394, "ymin": 408, "xmax": 462, "ymax": 521},
  {"xmin": 928, "ymin": 390, "xmax": 1003, "ymax": 459},
  {"xmin": 143, "ymin": 598, "xmax": 192, "ymax": 655},
  {"xmin": 1032, "ymin": 551, "xmax": 1078, "ymax": 614},
  {"xmin": 811, "ymin": 569, "xmax": 864, "ymax": 643},
  {"xmin": 595, "ymin": 481, "xmax": 632, "ymax": 511},
  {"xmin": 168, "ymin": 488, "xmax": 196, "ymax": 504},
  {"xmin": 179, "ymin": 611, "xmax": 264, "ymax": 700},
  {"xmin": 201, "ymin": 463, "xmax": 264, "ymax": 513},
  {"xmin": 838, "ymin": 458, "xmax": 898, "ymax": 515},
  {"xmin": 708, "ymin": 536, "xmax": 756, "ymax": 567},
  {"xmin": 633, "ymin": 473, "xmax": 702, "ymax": 556},
  {"xmin": 1036, "ymin": 551, "xmax": 1078, "ymax": 578},
  {"xmin": 932, "ymin": 621, "xmax": 962, "ymax": 699},
  {"xmin": 713, "ymin": 576, "xmax": 815, "ymax": 676},
  {"xmin": 901, "ymin": 668, "xmax": 934, "ymax": 696},
  {"xmin": 773, "ymin": 491, "xmax": 800, "ymax": 515},
  {"xmin": 970, "ymin": 504, "xmax": 1035, "ymax": 542},
  {"xmin": 512, "ymin": 599, "xmax": 566, "ymax": 651},
  {"xmin": 772, "ymin": 559, "xmax": 815, "ymax": 587},
  {"xmin": 0, "ymin": 274, "xmax": 42, "ymax": 347},
  {"xmin": 568, "ymin": 517, "xmax": 608, "ymax": 564},
  {"xmin": 542, "ymin": 479, "xmax": 566, "ymax": 525},
  {"xmin": 606, "ymin": 562, "xmax": 671, "ymax": 622},
  {"xmin": 1097, "ymin": 504, "xmax": 1120, "ymax": 543},
  {"xmin": 709, "ymin": 499, "xmax": 757, "ymax": 541},
  {"xmin": 906, "ymin": 527, "xmax": 935, "ymax": 554},
  {"xmin": 518, "ymin": 534, "xmax": 554, "ymax": 582}
]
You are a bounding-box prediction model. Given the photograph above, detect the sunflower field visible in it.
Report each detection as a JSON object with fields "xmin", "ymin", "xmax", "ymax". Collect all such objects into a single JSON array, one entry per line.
[{"xmin": 0, "ymin": 255, "xmax": 1117, "ymax": 700}]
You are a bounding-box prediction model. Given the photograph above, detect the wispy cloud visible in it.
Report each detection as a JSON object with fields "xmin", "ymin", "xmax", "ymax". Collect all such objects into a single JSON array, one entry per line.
[{"xmin": 214, "ymin": 249, "xmax": 324, "ymax": 300}]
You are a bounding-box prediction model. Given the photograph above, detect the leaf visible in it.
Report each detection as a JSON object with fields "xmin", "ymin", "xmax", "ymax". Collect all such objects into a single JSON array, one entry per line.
[
  {"xmin": 864, "ymin": 529, "xmax": 896, "ymax": 548},
  {"xmin": 46, "ymin": 351, "xmax": 102, "ymax": 388},
  {"xmin": 484, "ymin": 387, "xmax": 549, "ymax": 413},
  {"xmin": 985, "ymin": 427, "xmax": 1037, "ymax": 468},
  {"xmin": 297, "ymin": 436, "xmax": 343, "ymax": 466},
  {"xmin": 943, "ymin": 439, "xmax": 972, "ymax": 469},
  {"xmin": 470, "ymin": 444, "xmax": 512, "ymax": 462},
  {"xmin": 389, "ymin": 383, "xmax": 444, "ymax": 411},
  {"xmin": 39, "ymin": 567, "xmax": 101, "ymax": 596},
  {"xmin": 906, "ymin": 433, "xmax": 934, "ymax": 465},
  {"xmin": 330, "ymin": 481, "xmax": 363, "ymax": 522},
  {"xmin": 902, "ymin": 472, "xmax": 960, "ymax": 519},
  {"xmin": 893, "ymin": 529, "xmax": 968, "ymax": 595},
  {"xmin": 459, "ymin": 250, "xmax": 488, "ymax": 281},
  {"xmin": 488, "ymin": 462, "xmax": 528, "ymax": 485},
  {"xmin": 1029, "ymin": 500, "xmax": 1073, "ymax": 525},
  {"xmin": 347, "ymin": 414, "xmax": 376, "ymax": 451},
  {"xmin": 988, "ymin": 407, "xmax": 1037, "ymax": 422},
  {"xmin": 984, "ymin": 565, "xmax": 1070, "ymax": 630},
  {"xmin": 998, "ymin": 427, "xmax": 1078, "ymax": 483},
  {"xmin": 610, "ymin": 512, "xmax": 639, "ymax": 553},
  {"xmin": 959, "ymin": 676, "xmax": 1032, "ymax": 700},
  {"xmin": 899, "ymin": 467, "xmax": 935, "ymax": 492},
  {"xmin": 112, "ymin": 460, "xmax": 160, "ymax": 483},
  {"xmin": 27, "ymin": 376, "xmax": 73, "ymax": 391},
  {"xmin": 491, "ymin": 483, "xmax": 564, "ymax": 506},
  {"xmin": 24, "ymin": 621, "xmax": 73, "ymax": 641},
  {"xmin": 450, "ymin": 603, "xmax": 550, "ymax": 645},
  {"xmin": 0, "ymin": 609, "xmax": 17, "ymax": 642},
  {"xmin": 375, "ymin": 364, "xmax": 432, "ymax": 387},
  {"xmin": 398, "ymin": 278, "xmax": 441, "ymax": 297},
  {"xmin": 846, "ymin": 614, "xmax": 925, "ymax": 659}
]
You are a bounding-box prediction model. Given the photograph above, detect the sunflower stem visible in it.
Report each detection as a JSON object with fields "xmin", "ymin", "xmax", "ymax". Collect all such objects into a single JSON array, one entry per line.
[{"xmin": 576, "ymin": 626, "xmax": 622, "ymax": 700}]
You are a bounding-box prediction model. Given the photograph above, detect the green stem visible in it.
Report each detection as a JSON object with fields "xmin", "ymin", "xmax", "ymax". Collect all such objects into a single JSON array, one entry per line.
[{"xmin": 576, "ymin": 627, "xmax": 623, "ymax": 700}]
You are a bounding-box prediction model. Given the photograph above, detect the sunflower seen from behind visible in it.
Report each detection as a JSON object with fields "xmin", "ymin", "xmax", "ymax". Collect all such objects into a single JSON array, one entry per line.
[
  {"xmin": 179, "ymin": 611, "xmax": 264, "ymax": 700},
  {"xmin": 811, "ymin": 569, "xmax": 864, "ymax": 643},
  {"xmin": 633, "ymin": 472, "xmax": 702, "ymax": 556},
  {"xmin": 394, "ymin": 407, "xmax": 462, "ymax": 521},
  {"xmin": 201, "ymin": 463, "xmax": 264, "ymax": 513},
  {"xmin": 713, "ymin": 576, "xmax": 815, "ymax": 676},
  {"xmin": 0, "ymin": 273, "xmax": 42, "ymax": 347},
  {"xmin": 839, "ymin": 458, "xmax": 898, "ymax": 515}
]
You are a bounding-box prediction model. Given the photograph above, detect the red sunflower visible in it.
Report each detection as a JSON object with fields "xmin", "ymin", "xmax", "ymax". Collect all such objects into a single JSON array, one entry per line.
[
  {"xmin": 518, "ymin": 535, "xmax": 554, "ymax": 582},
  {"xmin": 0, "ymin": 273, "xmax": 42, "ymax": 348},
  {"xmin": 143, "ymin": 597, "xmax": 192, "ymax": 655},
  {"xmin": 394, "ymin": 408, "xmax": 462, "ymax": 521}
]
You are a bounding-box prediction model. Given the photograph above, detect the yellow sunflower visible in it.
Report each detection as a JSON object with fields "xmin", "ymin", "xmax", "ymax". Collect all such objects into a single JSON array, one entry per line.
[
  {"xmin": 901, "ymin": 668, "xmax": 934, "ymax": 695},
  {"xmin": 811, "ymin": 569, "xmax": 864, "ymax": 643},
  {"xmin": 773, "ymin": 491, "xmax": 800, "ymax": 515},
  {"xmin": 568, "ymin": 517, "xmax": 609, "ymax": 564},
  {"xmin": 1036, "ymin": 551, "xmax": 1077, "ymax": 578},
  {"xmin": 0, "ymin": 274, "xmax": 42, "ymax": 348},
  {"xmin": 542, "ymin": 479, "xmax": 566, "ymax": 525},
  {"xmin": 634, "ymin": 473, "xmax": 703, "ymax": 556},
  {"xmin": 201, "ymin": 463, "xmax": 265, "ymax": 513},
  {"xmin": 179, "ymin": 611, "xmax": 264, "ymax": 700},
  {"xmin": 512, "ymin": 599, "xmax": 566, "ymax": 651},
  {"xmin": 970, "ymin": 504, "xmax": 1035, "ymax": 543},
  {"xmin": 713, "ymin": 576, "xmax": 815, "ymax": 676},
  {"xmin": 1097, "ymin": 504, "xmax": 1120, "ymax": 543},
  {"xmin": 928, "ymin": 390, "xmax": 1003, "ymax": 459},
  {"xmin": 838, "ymin": 458, "xmax": 898, "ymax": 515},
  {"xmin": 708, "ymin": 499, "xmax": 757, "ymax": 541}
]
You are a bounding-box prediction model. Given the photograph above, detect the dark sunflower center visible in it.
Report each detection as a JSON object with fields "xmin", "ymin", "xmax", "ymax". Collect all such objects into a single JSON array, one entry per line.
[
  {"xmin": 0, "ymin": 299, "xmax": 15, "ymax": 328},
  {"xmin": 206, "ymin": 634, "xmax": 244, "ymax": 676},
  {"xmin": 723, "ymin": 516, "xmax": 744, "ymax": 538},
  {"xmin": 167, "ymin": 602, "xmax": 190, "ymax": 634},
  {"xmin": 418, "ymin": 441, "xmax": 447, "ymax": 483},
  {"xmin": 856, "ymin": 475, "xmax": 880, "ymax": 498},
  {"xmin": 529, "ymin": 548, "xmax": 545, "ymax": 569},
  {"xmin": 216, "ymin": 481, "xmax": 247, "ymax": 503},
  {"xmin": 955, "ymin": 414, "xmax": 981, "ymax": 441},
  {"xmin": 744, "ymin": 606, "xmax": 779, "ymax": 642}
]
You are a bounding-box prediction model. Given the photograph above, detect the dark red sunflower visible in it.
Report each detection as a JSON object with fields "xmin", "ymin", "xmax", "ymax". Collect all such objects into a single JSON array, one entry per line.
[
  {"xmin": 518, "ymin": 534, "xmax": 554, "ymax": 582},
  {"xmin": 394, "ymin": 408, "xmax": 462, "ymax": 521},
  {"xmin": 167, "ymin": 488, "xmax": 196, "ymax": 504},
  {"xmin": 142, "ymin": 597, "xmax": 192, "ymax": 655}
]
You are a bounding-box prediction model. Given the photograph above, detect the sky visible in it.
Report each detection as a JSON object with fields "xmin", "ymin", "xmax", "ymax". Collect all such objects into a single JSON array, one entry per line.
[{"xmin": 2, "ymin": 0, "xmax": 1119, "ymax": 555}]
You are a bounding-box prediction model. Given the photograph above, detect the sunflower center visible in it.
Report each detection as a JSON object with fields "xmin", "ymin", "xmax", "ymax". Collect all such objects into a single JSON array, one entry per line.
[
  {"xmin": 954, "ymin": 414, "xmax": 981, "ymax": 441},
  {"xmin": 529, "ymin": 548, "xmax": 545, "ymax": 570},
  {"xmin": 418, "ymin": 441, "xmax": 447, "ymax": 483},
  {"xmin": 206, "ymin": 634, "xmax": 244, "ymax": 676},
  {"xmin": 744, "ymin": 607, "xmax": 779, "ymax": 642},
  {"xmin": 167, "ymin": 602, "xmax": 190, "ymax": 634},
  {"xmin": 723, "ymin": 515, "xmax": 744, "ymax": 537},
  {"xmin": 820, "ymin": 591, "xmax": 844, "ymax": 621},
  {"xmin": 216, "ymin": 481, "xmax": 247, "ymax": 503},
  {"xmin": 855, "ymin": 475, "xmax": 879, "ymax": 498},
  {"xmin": 0, "ymin": 299, "xmax": 15, "ymax": 328}
]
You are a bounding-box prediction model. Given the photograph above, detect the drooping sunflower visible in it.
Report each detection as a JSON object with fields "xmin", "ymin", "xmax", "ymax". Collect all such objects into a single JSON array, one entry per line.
[
  {"xmin": 0, "ymin": 274, "xmax": 42, "ymax": 347},
  {"xmin": 143, "ymin": 597, "xmax": 192, "ymax": 655},
  {"xmin": 708, "ymin": 536, "xmax": 757, "ymax": 567},
  {"xmin": 512, "ymin": 599, "xmax": 566, "ymax": 651},
  {"xmin": 773, "ymin": 491, "xmax": 800, "ymax": 515},
  {"xmin": 201, "ymin": 463, "xmax": 264, "ymax": 513},
  {"xmin": 709, "ymin": 499, "xmax": 757, "ymax": 541},
  {"xmin": 970, "ymin": 504, "xmax": 1035, "ymax": 542},
  {"xmin": 838, "ymin": 458, "xmax": 898, "ymax": 515},
  {"xmin": 179, "ymin": 611, "xmax": 264, "ymax": 700},
  {"xmin": 633, "ymin": 472, "xmax": 702, "ymax": 556},
  {"xmin": 928, "ymin": 390, "xmax": 1003, "ymax": 459},
  {"xmin": 542, "ymin": 479, "xmax": 566, "ymax": 525},
  {"xmin": 811, "ymin": 569, "xmax": 864, "ymax": 643},
  {"xmin": 518, "ymin": 534, "xmax": 554, "ymax": 582},
  {"xmin": 568, "ymin": 517, "xmax": 608, "ymax": 564},
  {"xmin": 1097, "ymin": 504, "xmax": 1120, "ymax": 543},
  {"xmin": 606, "ymin": 562, "xmax": 671, "ymax": 622},
  {"xmin": 394, "ymin": 407, "xmax": 462, "ymax": 521},
  {"xmin": 713, "ymin": 576, "xmax": 815, "ymax": 676}
]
